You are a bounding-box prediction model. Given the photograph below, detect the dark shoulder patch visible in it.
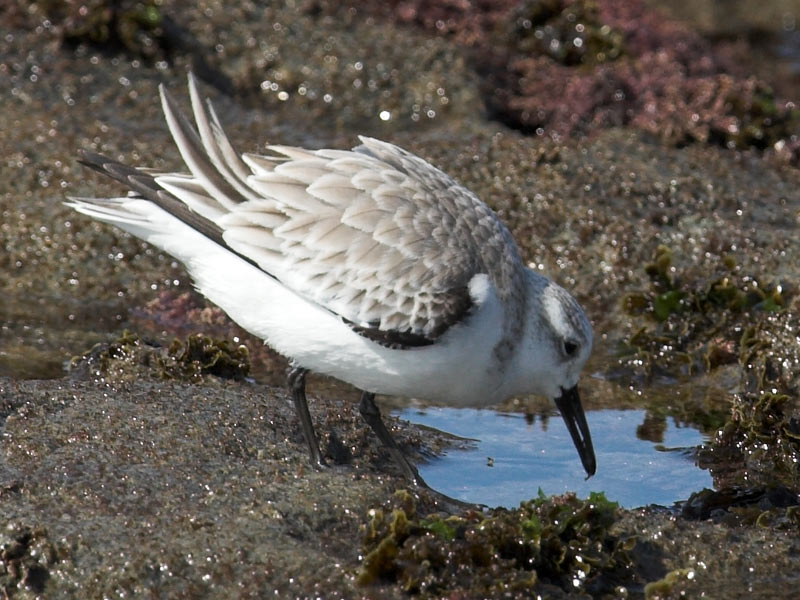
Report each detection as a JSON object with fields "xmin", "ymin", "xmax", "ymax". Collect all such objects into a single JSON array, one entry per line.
[{"xmin": 346, "ymin": 322, "xmax": 435, "ymax": 349}]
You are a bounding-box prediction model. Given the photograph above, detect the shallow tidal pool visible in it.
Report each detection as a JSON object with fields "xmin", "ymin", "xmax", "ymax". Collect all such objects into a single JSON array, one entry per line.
[{"xmin": 395, "ymin": 407, "xmax": 712, "ymax": 508}]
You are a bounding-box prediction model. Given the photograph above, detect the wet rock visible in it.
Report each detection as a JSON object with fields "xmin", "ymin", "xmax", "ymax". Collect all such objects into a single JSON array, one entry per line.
[
  {"xmin": 680, "ymin": 485, "xmax": 800, "ymax": 525},
  {"xmin": 0, "ymin": 366, "xmax": 456, "ymax": 598},
  {"xmin": 2, "ymin": 0, "xmax": 800, "ymax": 596}
]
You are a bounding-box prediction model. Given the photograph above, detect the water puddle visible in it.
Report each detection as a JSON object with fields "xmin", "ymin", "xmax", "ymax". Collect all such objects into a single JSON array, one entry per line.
[{"xmin": 396, "ymin": 407, "xmax": 712, "ymax": 508}]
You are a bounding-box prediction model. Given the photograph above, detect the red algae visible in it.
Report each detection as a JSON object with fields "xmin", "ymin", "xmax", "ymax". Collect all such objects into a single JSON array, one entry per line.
[{"xmin": 359, "ymin": 0, "xmax": 800, "ymax": 162}]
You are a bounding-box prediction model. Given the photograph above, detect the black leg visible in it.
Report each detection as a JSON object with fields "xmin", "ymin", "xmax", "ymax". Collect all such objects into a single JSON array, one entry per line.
[
  {"xmin": 358, "ymin": 391, "xmax": 429, "ymax": 488},
  {"xmin": 288, "ymin": 366, "xmax": 326, "ymax": 467}
]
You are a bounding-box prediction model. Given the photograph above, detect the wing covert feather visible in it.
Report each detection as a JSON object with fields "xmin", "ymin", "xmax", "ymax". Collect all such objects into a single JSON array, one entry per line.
[{"xmin": 106, "ymin": 76, "xmax": 527, "ymax": 343}]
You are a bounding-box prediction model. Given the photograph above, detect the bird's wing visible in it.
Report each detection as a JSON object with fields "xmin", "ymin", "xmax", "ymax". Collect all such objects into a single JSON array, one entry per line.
[{"xmin": 81, "ymin": 74, "xmax": 525, "ymax": 345}]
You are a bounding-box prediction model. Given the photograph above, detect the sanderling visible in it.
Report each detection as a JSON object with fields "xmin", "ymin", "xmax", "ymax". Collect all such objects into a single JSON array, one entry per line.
[{"xmin": 67, "ymin": 74, "xmax": 596, "ymax": 486}]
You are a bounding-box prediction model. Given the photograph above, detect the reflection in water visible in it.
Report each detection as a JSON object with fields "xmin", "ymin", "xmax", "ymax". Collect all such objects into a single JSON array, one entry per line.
[{"xmin": 395, "ymin": 407, "xmax": 712, "ymax": 508}]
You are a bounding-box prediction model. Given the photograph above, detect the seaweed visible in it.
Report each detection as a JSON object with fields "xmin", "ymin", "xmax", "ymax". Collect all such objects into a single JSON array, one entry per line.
[
  {"xmin": 358, "ymin": 489, "xmax": 634, "ymax": 597},
  {"xmin": 509, "ymin": 0, "xmax": 625, "ymax": 67},
  {"xmin": 619, "ymin": 246, "xmax": 787, "ymax": 379},
  {"xmin": 619, "ymin": 247, "xmax": 799, "ymax": 491},
  {"xmin": 69, "ymin": 331, "xmax": 250, "ymax": 383},
  {"xmin": 712, "ymin": 307, "xmax": 800, "ymax": 489},
  {"xmin": 160, "ymin": 334, "xmax": 250, "ymax": 381}
]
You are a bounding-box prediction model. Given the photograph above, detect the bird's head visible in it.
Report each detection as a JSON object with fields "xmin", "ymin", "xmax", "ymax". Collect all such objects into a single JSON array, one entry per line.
[{"xmin": 518, "ymin": 272, "xmax": 596, "ymax": 476}]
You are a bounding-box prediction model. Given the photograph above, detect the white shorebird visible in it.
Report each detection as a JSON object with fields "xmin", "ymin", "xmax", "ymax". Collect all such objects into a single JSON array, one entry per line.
[{"xmin": 68, "ymin": 74, "xmax": 596, "ymax": 486}]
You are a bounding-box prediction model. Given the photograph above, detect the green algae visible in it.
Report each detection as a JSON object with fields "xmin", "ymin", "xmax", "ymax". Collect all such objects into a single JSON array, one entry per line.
[
  {"xmin": 618, "ymin": 245, "xmax": 800, "ymax": 498},
  {"xmin": 618, "ymin": 245, "xmax": 799, "ymax": 493},
  {"xmin": 358, "ymin": 489, "xmax": 634, "ymax": 597},
  {"xmin": 69, "ymin": 331, "xmax": 250, "ymax": 383},
  {"xmin": 711, "ymin": 306, "xmax": 800, "ymax": 489},
  {"xmin": 620, "ymin": 246, "xmax": 788, "ymax": 378},
  {"xmin": 509, "ymin": 0, "xmax": 625, "ymax": 66},
  {"xmin": 644, "ymin": 568, "xmax": 698, "ymax": 600}
]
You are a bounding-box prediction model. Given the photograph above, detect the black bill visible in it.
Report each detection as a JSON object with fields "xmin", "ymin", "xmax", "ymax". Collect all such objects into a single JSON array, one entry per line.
[{"xmin": 554, "ymin": 384, "xmax": 596, "ymax": 477}]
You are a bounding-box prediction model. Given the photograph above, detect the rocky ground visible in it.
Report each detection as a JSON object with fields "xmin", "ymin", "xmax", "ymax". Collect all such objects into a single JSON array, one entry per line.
[{"xmin": 1, "ymin": 0, "xmax": 799, "ymax": 598}]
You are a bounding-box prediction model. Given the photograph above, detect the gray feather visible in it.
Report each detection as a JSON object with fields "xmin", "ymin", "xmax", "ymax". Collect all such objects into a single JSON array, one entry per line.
[{"xmin": 74, "ymin": 75, "xmax": 529, "ymax": 347}]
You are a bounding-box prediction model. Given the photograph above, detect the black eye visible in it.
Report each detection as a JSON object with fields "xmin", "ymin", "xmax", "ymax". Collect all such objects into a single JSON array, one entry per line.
[{"xmin": 564, "ymin": 339, "xmax": 579, "ymax": 357}]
